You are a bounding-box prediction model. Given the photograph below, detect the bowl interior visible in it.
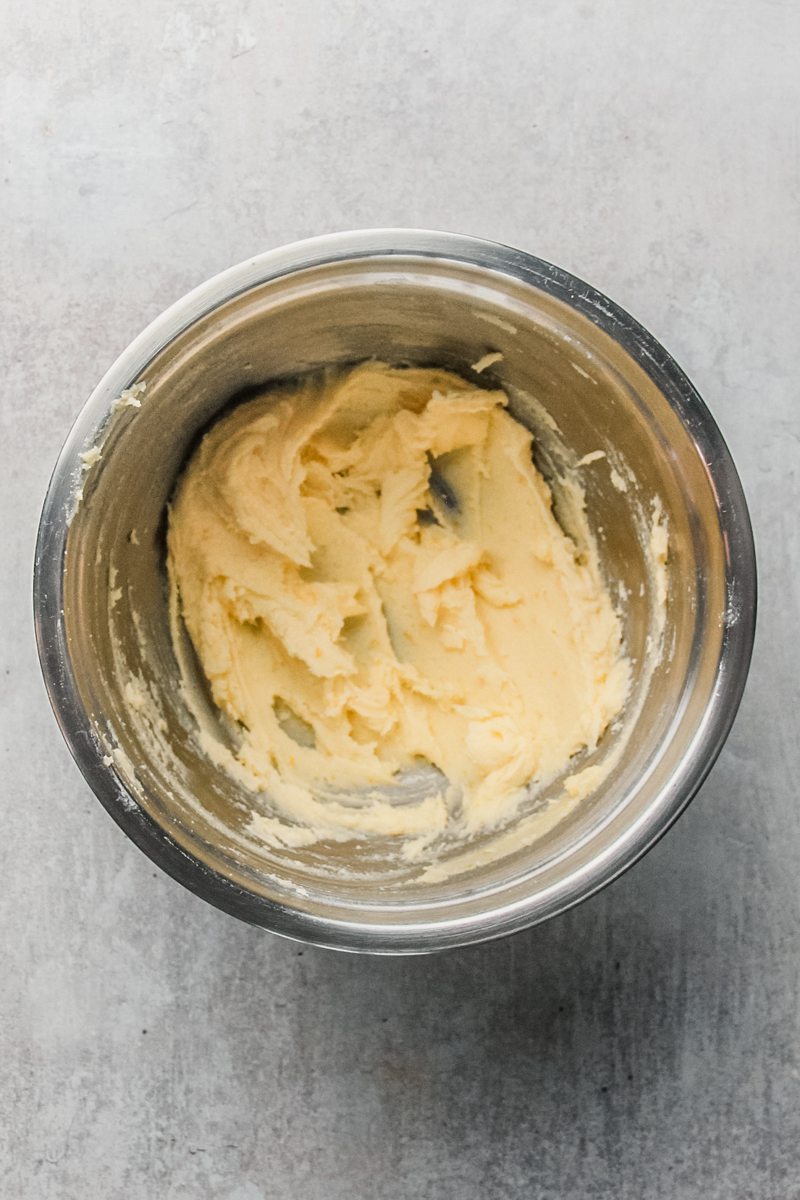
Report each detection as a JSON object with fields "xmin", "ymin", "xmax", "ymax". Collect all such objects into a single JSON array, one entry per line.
[{"xmin": 54, "ymin": 250, "xmax": 734, "ymax": 941}]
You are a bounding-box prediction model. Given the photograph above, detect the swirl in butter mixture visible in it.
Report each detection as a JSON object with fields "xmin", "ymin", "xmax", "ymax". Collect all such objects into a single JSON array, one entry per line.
[{"xmin": 167, "ymin": 362, "xmax": 629, "ymax": 847}]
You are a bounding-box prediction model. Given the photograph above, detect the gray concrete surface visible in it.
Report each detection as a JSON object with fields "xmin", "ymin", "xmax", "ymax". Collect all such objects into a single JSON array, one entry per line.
[{"xmin": 2, "ymin": 1, "xmax": 798, "ymax": 1196}]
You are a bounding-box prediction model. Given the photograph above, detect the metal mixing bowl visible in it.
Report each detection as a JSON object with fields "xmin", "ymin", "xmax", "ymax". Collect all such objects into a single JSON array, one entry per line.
[{"xmin": 33, "ymin": 230, "xmax": 756, "ymax": 953}]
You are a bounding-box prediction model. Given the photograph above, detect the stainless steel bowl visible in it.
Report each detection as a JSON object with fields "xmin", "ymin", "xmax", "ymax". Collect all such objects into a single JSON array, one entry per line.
[{"xmin": 34, "ymin": 230, "xmax": 756, "ymax": 953}]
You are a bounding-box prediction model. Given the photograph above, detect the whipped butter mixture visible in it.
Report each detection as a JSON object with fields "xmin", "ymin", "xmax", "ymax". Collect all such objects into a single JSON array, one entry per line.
[{"xmin": 167, "ymin": 362, "xmax": 630, "ymax": 845}]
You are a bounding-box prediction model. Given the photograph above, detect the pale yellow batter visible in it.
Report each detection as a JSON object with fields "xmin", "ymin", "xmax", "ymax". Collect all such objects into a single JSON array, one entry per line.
[{"xmin": 167, "ymin": 362, "xmax": 629, "ymax": 844}]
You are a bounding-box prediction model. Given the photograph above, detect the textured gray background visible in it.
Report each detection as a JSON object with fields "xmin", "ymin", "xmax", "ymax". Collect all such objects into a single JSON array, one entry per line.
[{"xmin": 2, "ymin": 1, "xmax": 798, "ymax": 1197}]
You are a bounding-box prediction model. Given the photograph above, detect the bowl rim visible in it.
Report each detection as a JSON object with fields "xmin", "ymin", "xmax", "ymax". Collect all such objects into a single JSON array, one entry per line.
[{"xmin": 33, "ymin": 228, "xmax": 757, "ymax": 953}]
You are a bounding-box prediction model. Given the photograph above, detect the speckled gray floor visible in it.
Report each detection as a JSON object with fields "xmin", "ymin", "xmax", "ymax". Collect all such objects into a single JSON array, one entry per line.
[{"xmin": 3, "ymin": 1, "xmax": 799, "ymax": 1197}]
